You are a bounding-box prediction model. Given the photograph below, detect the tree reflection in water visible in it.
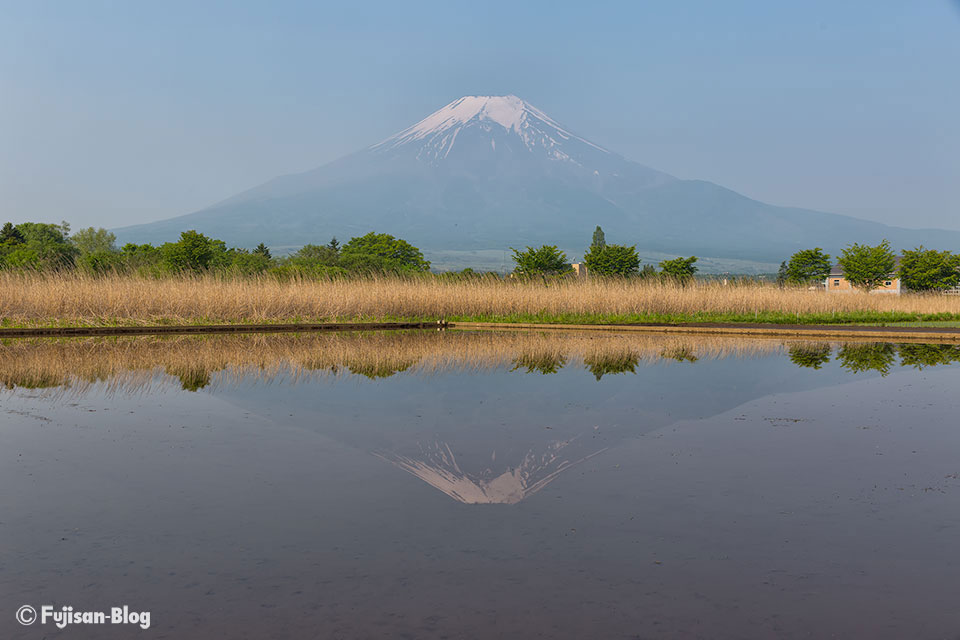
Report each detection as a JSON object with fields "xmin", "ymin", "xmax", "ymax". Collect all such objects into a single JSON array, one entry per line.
[
  {"xmin": 2, "ymin": 331, "xmax": 960, "ymax": 393},
  {"xmin": 788, "ymin": 344, "xmax": 832, "ymax": 370},
  {"xmin": 837, "ymin": 343, "xmax": 897, "ymax": 376},
  {"xmin": 583, "ymin": 350, "xmax": 639, "ymax": 380},
  {"xmin": 510, "ymin": 352, "xmax": 566, "ymax": 375}
]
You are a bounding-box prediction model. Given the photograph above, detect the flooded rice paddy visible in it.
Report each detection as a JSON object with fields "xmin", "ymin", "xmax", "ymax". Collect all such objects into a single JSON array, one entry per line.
[{"xmin": 2, "ymin": 330, "xmax": 959, "ymax": 639}]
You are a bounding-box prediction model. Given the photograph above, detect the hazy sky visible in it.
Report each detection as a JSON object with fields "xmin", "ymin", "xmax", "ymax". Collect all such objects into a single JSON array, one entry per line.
[{"xmin": 2, "ymin": 0, "xmax": 958, "ymax": 231}]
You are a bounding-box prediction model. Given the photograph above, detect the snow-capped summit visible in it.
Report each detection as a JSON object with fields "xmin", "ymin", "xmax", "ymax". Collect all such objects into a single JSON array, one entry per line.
[{"xmin": 371, "ymin": 94, "xmax": 611, "ymax": 165}]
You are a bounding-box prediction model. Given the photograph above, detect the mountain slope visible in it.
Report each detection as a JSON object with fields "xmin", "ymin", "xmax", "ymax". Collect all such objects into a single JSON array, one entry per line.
[{"xmin": 115, "ymin": 95, "xmax": 960, "ymax": 265}]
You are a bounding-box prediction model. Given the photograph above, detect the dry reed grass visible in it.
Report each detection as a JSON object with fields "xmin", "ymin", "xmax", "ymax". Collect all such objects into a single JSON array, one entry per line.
[
  {"xmin": 1, "ymin": 330, "xmax": 793, "ymax": 395},
  {"xmin": 2, "ymin": 272, "xmax": 960, "ymax": 326}
]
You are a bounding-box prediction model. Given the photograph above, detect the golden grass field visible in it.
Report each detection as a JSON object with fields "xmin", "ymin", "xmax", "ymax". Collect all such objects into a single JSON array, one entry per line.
[
  {"xmin": 0, "ymin": 330, "xmax": 799, "ymax": 394},
  {"xmin": 2, "ymin": 272, "xmax": 960, "ymax": 327}
]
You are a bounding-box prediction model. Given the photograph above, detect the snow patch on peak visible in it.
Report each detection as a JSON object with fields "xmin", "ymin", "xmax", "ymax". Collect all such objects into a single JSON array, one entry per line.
[
  {"xmin": 473, "ymin": 95, "xmax": 525, "ymax": 131},
  {"xmin": 375, "ymin": 95, "xmax": 526, "ymax": 147},
  {"xmin": 371, "ymin": 95, "xmax": 611, "ymax": 161}
]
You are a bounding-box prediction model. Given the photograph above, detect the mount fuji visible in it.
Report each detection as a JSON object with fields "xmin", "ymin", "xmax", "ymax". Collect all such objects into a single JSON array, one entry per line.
[{"xmin": 115, "ymin": 95, "xmax": 960, "ymax": 269}]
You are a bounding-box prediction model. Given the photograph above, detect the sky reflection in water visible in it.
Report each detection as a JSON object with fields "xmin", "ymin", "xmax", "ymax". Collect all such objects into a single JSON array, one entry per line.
[{"xmin": 2, "ymin": 331, "xmax": 959, "ymax": 638}]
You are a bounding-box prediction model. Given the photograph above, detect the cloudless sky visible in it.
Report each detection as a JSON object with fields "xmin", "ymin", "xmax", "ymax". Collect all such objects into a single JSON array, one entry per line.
[{"xmin": 1, "ymin": 0, "xmax": 958, "ymax": 230}]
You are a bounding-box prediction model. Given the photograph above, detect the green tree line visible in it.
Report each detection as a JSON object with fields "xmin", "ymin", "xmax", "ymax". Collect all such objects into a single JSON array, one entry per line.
[
  {"xmin": 0, "ymin": 222, "xmax": 431, "ymax": 277},
  {"xmin": 511, "ymin": 226, "xmax": 696, "ymax": 283},
  {"xmin": 5, "ymin": 220, "xmax": 956, "ymax": 289},
  {"xmin": 777, "ymin": 240, "xmax": 960, "ymax": 292}
]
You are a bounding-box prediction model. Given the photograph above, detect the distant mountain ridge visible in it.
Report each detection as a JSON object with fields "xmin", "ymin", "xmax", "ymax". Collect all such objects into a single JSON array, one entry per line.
[{"xmin": 114, "ymin": 95, "xmax": 960, "ymax": 268}]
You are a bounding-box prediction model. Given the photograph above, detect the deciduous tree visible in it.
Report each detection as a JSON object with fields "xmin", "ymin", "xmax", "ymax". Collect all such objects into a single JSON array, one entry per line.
[
  {"xmin": 340, "ymin": 232, "xmax": 430, "ymax": 272},
  {"xmin": 786, "ymin": 248, "xmax": 831, "ymax": 284},
  {"xmin": 837, "ymin": 240, "xmax": 896, "ymax": 291},
  {"xmin": 3, "ymin": 222, "xmax": 78, "ymax": 269},
  {"xmin": 71, "ymin": 227, "xmax": 117, "ymax": 255},
  {"xmin": 898, "ymin": 247, "xmax": 960, "ymax": 292},
  {"xmin": 161, "ymin": 230, "xmax": 226, "ymax": 272},
  {"xmin": 583, "ymin": 244, "xmax": 639, "ymax": 276},
  {"xmin": 658, "ymin": 256, "xmax": 698, "ymax": 284},
  {"xmin": 510, "ymin": 245, "xmax": 570, "ymax": 276},
  {"xmin": 639, "ymin": 264, "xmax": 658, "ymax": 279},
  {"xmin": 120, "ymin": 243, "xmax": 163, "ymax": 272}
]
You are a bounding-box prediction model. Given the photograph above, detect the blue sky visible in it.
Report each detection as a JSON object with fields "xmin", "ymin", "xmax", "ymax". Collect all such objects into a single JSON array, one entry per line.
[{"xmin": 2, "ymin": 0, "xmax": 958, "ymax": 230}]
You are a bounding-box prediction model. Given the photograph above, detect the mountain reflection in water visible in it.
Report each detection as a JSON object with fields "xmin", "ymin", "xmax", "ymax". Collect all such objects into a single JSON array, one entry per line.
[{"xmin": 376, "ymin": 438, "xmax": 607, "ymax": 504}]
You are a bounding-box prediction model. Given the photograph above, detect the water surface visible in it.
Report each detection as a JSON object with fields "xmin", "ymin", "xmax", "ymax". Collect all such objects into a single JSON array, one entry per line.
[{"xmin": 2, "ymin": 331, "xmax": 959, "ymax": 638}]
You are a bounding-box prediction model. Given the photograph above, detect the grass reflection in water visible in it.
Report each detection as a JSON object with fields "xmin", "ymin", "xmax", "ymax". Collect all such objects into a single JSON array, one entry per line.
[{"xmin": 1, "ymin": 330, "xmax": 959, "ymax": 394}]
